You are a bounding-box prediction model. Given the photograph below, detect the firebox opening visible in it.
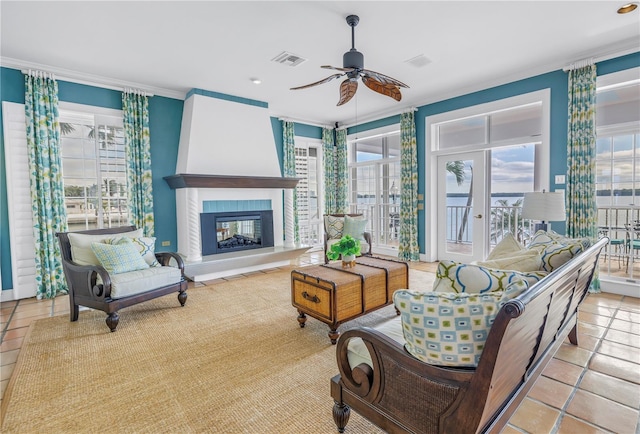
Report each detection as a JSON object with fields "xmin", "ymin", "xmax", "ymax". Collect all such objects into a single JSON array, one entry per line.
[{"xmin": 200, "ymin": 210, "xmax": 274, "ymax": 256}]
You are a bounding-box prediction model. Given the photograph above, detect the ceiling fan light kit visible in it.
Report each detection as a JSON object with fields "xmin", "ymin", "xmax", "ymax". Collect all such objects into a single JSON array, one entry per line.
[{"xmin": 291, "ymin": 14, "xmax": 409, "ymax": 106}]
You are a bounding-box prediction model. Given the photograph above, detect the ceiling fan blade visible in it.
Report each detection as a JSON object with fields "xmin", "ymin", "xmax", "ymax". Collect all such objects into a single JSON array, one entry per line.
[
  {"xmin": 362, "ymin": 76, "xmax": 402, "ymax": 102},
  {"xmin": 337, "ymin": 79, "xmax": 358, "ymax": 106},
  {"xmin": 290, "ymin": 73, "xmax": 343, "ymax": 90},
  {"xmin": 321, "ymin": 65, "xmax": 355, "ymax": 72},
  {"xmin": 361, "ymin": 69, "xmax": 409, "ymax": 88}
]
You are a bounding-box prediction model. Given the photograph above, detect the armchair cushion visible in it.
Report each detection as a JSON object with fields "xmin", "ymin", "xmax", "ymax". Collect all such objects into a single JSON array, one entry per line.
[
  {"xmin": 343, "ymin": 215, "xmax": 367, "ymax": 242},
  {"xmin": 109, "ymin": 266, "xmax": 182, "ymax": 299},
  {"xmin": 432, "ymin": 260, "xmax": 547, "ymax": 294},
  {"xmin": 91, "ymin": 238, "xmax": 149, "ymax": 275},
  {"xmin": 394, "ymin": 280, "xmax": 528, "ymax": 367},
  {"xmin": 68, "ymin": 228, "xmax": 143, "ymax": 266}
]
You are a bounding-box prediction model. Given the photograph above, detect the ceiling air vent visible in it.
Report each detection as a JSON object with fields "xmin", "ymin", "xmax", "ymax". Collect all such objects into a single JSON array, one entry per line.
[
  {"xmin": 271, "ymin": 51, "xmax": 307, "ymax": 67},
  {"xmin": 404, "ymin": 54, "xmax": 432, "ymax": 68}
]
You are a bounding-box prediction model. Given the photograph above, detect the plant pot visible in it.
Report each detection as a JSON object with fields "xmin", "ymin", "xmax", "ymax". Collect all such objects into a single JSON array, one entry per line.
[{"xmin": 342, "ymin": 254, "xmax": 356, "ymax": 268}]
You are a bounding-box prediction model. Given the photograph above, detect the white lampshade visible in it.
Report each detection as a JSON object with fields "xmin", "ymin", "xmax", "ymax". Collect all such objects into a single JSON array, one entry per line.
[{"xmin": 521, "ymin": 191, "xmax": 566, "ymax": 222}]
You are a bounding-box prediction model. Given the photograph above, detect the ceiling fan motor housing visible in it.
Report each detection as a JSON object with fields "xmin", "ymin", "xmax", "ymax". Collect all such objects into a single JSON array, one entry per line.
[{"xmin": 343, "ymin": 49, "xmax": 364, "ymax": 70}]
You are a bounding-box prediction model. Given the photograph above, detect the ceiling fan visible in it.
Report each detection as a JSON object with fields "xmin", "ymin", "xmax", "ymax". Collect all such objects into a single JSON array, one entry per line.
[{"xmin": 290, "ymin": 14, "xmax": 409, "ymax": 106}]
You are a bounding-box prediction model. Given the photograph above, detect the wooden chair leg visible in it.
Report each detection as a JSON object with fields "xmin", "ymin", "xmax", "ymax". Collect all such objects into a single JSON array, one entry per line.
[{"xmin": 106, "ymin": 312, "xmax": 119, "ymax": 332}]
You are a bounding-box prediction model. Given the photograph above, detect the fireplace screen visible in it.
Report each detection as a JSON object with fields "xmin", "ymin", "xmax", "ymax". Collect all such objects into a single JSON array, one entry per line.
[{"xmin": 200, "ymin": 210, "xmax": 274, "ymax": 255}]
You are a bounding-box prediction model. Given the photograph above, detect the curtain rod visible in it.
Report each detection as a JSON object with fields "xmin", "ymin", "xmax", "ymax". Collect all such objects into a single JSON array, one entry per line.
[
  {"xmin": 19, "ymin": 68, "xmax": 155, "ymax": 97},
  {"xmin": 562, "ymin": 57, "xmax": 595, "ymax": 72},
  {"xmin": 277, "ymin": 116, "xmax": 332, "ymax": 129},
  {"xmin": 340, "ymin": 106, "xmax": 417, "ymax": 129}
]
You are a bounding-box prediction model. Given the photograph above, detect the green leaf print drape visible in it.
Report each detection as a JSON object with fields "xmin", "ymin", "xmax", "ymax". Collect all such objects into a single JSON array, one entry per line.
[
  {"xmin": 322, "ymin": 127, "xmax": 337, "ymax": 214},
  {"xmin": 282, "ymin": 120, "xmax": 299, "ymax": 242},
  {"xmin": 566, "ymin": 64, "xmax": 599, "ymax": 291},
  {"xmin": 122, "ymin": 91, "xmax": 154, "ymax": 236},
  {"xmin": 398, "ymin": 111, "xmax": 420, "ymax": 261},
  {"xmin": 24, "ymin": 71, "xmax": 68, "ymax": 299},
  {"xmin": 335, "ymin": 128, "xmax": 349, "ymax": 213}
]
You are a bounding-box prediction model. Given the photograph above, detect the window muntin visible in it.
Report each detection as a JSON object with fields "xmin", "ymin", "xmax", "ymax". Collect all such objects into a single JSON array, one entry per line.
[
  {"xmin": 60, "ymin": 108, "xmax": 127, "ymax": 231},
  {"xmin": 349, "ymin": 129, "xmax": 401, "ymax": 249}
]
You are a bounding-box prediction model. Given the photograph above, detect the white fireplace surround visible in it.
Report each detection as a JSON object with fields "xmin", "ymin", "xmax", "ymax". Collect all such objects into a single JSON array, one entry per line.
[
  {"xmin": 169, "ymin": 90, "xmax": 302, "ymax": 279},
  {"xmin": 176, "ymin": 187, "xmax": 285, "ymax": 263}
]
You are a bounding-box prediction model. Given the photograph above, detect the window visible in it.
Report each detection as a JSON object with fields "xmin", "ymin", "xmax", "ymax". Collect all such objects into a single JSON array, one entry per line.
[
  {"xmin": 426, "ymin": 90, "xmax": 550, "ymax": 262},
  {"xmin": 595, "ymin": 68, "xmax": 640, "ymax": 282},
  {"xmin": 294, "ymin": 139, "xmax": 323, "ymax": 247},
  {"xmin": 59, "ymin": 104, "xmax": 128, "ymax": 231},
  {"xmin": 348, "ymin": 127, "xmax": 401, "ymax": 251}
]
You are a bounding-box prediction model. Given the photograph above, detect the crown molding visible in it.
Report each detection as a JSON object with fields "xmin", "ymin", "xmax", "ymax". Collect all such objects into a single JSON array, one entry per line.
[{"xmin": 0, "ymin": 57, "xmax": 187, "ymax": 100}]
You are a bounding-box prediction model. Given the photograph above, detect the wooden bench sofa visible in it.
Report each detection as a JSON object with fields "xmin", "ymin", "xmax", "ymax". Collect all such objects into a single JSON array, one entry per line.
[
  {"xmin": 57, "ymin": 226, "xmax": 188, "ymax": 332},
  {"xmin": 330, "ymin": 237, "xmax": 608, "ymax": 433}
]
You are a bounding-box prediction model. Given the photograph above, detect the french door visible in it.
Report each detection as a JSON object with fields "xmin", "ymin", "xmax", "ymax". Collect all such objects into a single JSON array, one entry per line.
[{"xmin": 437, "ymin": 152, "xmax": 487, "ymax": 263}]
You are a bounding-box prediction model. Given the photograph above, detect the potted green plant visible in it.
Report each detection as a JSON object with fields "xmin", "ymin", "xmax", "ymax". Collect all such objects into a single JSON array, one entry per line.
[{"xmin": 326, "ymin": 235, "xmax": 361, "ymax": 267}]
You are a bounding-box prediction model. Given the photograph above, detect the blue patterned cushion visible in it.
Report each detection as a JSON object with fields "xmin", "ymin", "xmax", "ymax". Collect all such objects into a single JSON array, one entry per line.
[
  {"xmin": 106, "ymin": 236, "xmax": 160, "ymax": 267},
  {"xmin": 432, "ymin": 260, "xmax": 547, "ymax": 293},
  {"xmin": 527, "ymin": 230, "xmax": 588, "ymax": 271},
  {"xmin": 91, "ymin": 238, "xmax": 150, "ymax": 274},
  {"xmin": 343, "ymin": 215, "xmax": 367, "ymax": 242},
  {"xmin": 324, "ymin": 215, "xmax": 344, "ymax": 240},
  {"xmin": 394, "ymin": 280, "xmax": 528, "ymax": 367}
]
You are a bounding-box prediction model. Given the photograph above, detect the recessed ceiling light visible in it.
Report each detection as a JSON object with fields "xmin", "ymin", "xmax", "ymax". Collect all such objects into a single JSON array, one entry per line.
[
  {"xmin": 617, "ymin": 2, "xmax": 638, "ymax": 13},
  {"xmin": 250, "ymin": 78, "xmax": 262, "ymax": 85}
]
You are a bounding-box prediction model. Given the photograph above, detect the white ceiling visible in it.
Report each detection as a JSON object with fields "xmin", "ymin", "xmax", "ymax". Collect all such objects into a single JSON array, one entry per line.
[{"xmin": 1, "ymin": 1, "xmax": 639, "ymax": 126}]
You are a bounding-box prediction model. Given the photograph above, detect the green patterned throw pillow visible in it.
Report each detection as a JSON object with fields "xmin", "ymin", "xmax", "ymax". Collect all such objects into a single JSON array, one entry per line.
[
  {"xmin": 527, "ymin": 230, "xmax": 588, "ymax": 272},
  {"xmin": 106, "ymin": 236, "xmax": 160, "ymax": 267},
  {"xmin": 394, "ymin": 280, "xmax": 528, "ymax": 367},
  {"xmin": 324, "ymin": 215, "xmax": 345, "ymax": 240},
  {"xmin": 91, "ymin": 237, "xmax": 150, "ymax": 274},
  {"xmin": 432, "ymin": 260, "xmax": 547, "ymax": 294}
]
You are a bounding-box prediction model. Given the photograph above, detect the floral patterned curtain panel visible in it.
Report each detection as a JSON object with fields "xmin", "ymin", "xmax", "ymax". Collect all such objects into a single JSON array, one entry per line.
[
  {"xmin": 398, "ymin": 111, "xmax": 420, "ymax": 261},
  {"xmin": 322, "ymin": 127, "xmax": 337, "ymax": 214},
  {"xmin": 24, "ymin": 71, "xmax": 68, "ymax": 299},
  {"xmin": 335, "ymin": 128, "xmax": 349, "ymax": 213},
  {"xmin": 566, "ymin": 63, "xmax": 599, "ymax": 291},
  {"xmin": 122, "ymin": 91, "xmax": 154, "ymax": 236},
  {"xmin": 282, "ymin": 120, "xmax": 299, "ymax": 242}
]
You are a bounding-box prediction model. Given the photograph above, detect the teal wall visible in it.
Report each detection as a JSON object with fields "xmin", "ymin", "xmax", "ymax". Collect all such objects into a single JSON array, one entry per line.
[
  {"xmin": 1, "ymin": 52, "xmax": 638, "ymax": 290},
  {"xmin": 0, "ymin": 66, "xmax": 184, "ymax": 290}
]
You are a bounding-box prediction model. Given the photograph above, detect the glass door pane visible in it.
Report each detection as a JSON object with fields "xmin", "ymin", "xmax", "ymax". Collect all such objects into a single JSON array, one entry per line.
[{"xmin": 437, "ymin": 152, "xmax": 486, "ymax": 263}]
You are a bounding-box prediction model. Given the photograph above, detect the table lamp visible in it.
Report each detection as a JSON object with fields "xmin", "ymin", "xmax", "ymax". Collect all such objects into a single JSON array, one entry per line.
[{"xmin": 521, "ymin": 190, "xmax": 566, "ymax": 232}]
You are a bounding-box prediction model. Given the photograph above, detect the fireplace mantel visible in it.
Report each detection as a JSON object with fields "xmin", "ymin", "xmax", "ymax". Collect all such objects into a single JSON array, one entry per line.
[{"xmin": 164, "ymin": 174, "xmax": 299, "ymax": 189}]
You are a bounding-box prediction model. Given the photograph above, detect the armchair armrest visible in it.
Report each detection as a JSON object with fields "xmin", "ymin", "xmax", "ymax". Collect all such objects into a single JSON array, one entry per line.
[
  {"xmin": 332, "ymin": 327, "xmax": 473, "ymax": 433},
  {"xmin": 155, "ymin": 252, "xmax": 186, "ymax": 276},
  {"xmin": 362, "ymin": 232, "xmax": 372, "ymax": 255},
  {"xmin": 62, "ymin": 259, "xmax": 113, "ymax": 300}
]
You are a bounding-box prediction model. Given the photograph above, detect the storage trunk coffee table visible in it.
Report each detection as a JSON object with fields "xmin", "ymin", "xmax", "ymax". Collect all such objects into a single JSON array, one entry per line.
[{"xmin": 291, "ymin": 256, "xmax": 409, "ymax": 344}]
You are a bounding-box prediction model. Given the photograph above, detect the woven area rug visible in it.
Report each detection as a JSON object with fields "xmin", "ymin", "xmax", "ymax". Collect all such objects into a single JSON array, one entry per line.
[{"xmin": 1, "ymin": 266, "xmax": 435, "ymax": 433}]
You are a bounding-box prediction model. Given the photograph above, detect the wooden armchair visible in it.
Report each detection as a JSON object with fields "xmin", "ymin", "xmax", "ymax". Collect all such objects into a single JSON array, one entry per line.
[
  {"xmin": 324, "ymin": 213, "xmax": 373, "ymax": 263},
  {"xmin": 56, "ymin": 226, "xmax": 188, "ymax": 332}
]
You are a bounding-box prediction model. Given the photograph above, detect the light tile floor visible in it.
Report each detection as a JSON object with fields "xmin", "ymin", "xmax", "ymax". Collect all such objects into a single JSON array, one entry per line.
[{"xmin": 1, "ymin": 250, "xmax": 639, "ymax": 433}]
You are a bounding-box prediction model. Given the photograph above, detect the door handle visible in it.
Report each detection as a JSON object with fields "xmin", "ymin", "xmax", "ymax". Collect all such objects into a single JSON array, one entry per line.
[{"xmin": 474, "ymin": 214, "xmax": 482, "ymax": 219}]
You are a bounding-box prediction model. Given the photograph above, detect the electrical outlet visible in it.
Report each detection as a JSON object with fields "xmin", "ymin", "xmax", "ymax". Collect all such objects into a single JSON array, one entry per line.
[
  {"xmin": 161, "ymin": 241, "xmax": 171, "ymax": 247},
  {"xmin": 555, "ymin": 175, "xmax": 566, "ymax": 184}
]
